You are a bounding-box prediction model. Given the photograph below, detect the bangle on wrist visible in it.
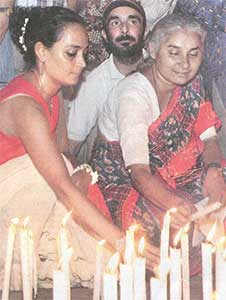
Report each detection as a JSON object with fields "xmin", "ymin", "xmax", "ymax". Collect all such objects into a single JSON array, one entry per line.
[
  {"xmin": 0, "ymin": 7, "xmax": 13, "ymax": 16},
  {"xmin": 71, "ymin": 163, "xmax": 98, "ymax": 185}
]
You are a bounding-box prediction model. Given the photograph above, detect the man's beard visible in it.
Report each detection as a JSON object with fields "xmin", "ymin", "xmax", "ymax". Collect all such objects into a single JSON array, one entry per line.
[{"xmin": 106, "ymin": 33, "xmax": 144, "ymax": 65}]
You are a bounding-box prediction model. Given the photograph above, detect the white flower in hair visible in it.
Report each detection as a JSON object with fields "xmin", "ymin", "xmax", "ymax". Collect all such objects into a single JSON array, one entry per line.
[{"xmin": 19, "ymin": 17, "xmax": 29, "ymax": 52}]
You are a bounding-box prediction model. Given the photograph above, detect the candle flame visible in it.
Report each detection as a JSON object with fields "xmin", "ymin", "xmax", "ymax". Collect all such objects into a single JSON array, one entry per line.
[
  {"xmin": 168, "ymin": 207, "xmax": 177, "ymax": 214},
  {"xmin": 106, "ymin": 252, "xmax": 120, "ymax": 274},
  {"xmin": 23, "ymin": 216, "xmax": 30, "ymax": 228},
  {"xmin": 61, "ymin": 210, "xmax": 72, "ymax": 227},
  {"xmin": 138, "ymin": 237, "xmax": 145, "ymax": 256},
  {"xmin": 128, "ymin": 223, "xmax": 140, "ymax": 232},
  {"xmin": 206, "ymin": 221, "xmax": 217, "ymax": 243},
  {"xmin": 98, "ymin": 240, "xmax": 106, "ymax": 247},
  {"xmin": 11, "ymin": 218, "xmax": 19, "ymax": 225},
  {"xmin": 173, "ymin": 223, "xmax": 190, "ymax": 247},
  {"xmin": 212, "ymin": 291, "xmax": 217, "ymax": 300}
]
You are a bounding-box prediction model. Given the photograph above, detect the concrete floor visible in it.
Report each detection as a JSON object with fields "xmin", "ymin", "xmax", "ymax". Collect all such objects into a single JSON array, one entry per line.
[{"xmin": 1, "ymin": 274, "xmax": 203, "ymax": 300}]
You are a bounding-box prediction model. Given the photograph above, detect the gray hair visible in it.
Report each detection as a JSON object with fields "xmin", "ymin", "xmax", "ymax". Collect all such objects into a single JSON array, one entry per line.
[{"xmin": 146, "ymin": 13, "xmax": 207, "ymax": 52}]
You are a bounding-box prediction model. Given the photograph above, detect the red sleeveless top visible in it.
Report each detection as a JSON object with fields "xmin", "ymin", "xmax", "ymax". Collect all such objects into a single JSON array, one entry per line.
[{"xmin": 0, "ymin": 75, "xmax": 60, "ymax": 164}]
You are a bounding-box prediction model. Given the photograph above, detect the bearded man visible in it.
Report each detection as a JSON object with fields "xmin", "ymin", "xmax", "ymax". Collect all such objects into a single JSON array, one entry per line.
[{"xmin": 67, "ymin": 0, "xmax": 147, "ymax": 163}]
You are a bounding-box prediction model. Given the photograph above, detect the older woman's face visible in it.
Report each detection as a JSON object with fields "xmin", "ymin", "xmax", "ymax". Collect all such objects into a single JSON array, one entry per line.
[{"xmin": 150, "ymin": 29, "xmax": 204, "ymax": 86}]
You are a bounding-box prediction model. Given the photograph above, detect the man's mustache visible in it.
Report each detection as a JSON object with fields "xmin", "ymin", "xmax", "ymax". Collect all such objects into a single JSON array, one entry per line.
[{"xmin": 115, "ymin": 35, "xmax": 136, "ymax": 42}]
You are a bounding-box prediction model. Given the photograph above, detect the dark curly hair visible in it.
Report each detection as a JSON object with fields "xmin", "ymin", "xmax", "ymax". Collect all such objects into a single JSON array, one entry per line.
[{"xmin": 9, "ymin": 6, "xmax": 86, "ymax": 70}]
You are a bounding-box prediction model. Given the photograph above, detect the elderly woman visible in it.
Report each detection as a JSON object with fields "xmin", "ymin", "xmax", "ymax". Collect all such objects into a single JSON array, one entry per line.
[{"xmin": 89, "ymin": 13, "xmax": 226, "ymax": 274}]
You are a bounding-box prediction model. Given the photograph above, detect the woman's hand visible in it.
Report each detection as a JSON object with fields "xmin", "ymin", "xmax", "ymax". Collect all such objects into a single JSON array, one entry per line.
[
  {"xmin": 71, "ymin": 169, "xmax": 92, "ymax": 195},
  {"xmin": 202, "ymin": 167, "xmax": 226, "ymax": 206}
]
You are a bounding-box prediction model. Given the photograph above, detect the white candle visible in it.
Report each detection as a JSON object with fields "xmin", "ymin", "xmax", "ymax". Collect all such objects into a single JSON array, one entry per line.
[
  {"xmin": 2, "ymin": 218, "xmax": 19, "ymax": 300},
  {"xmin": 93, "ymin": 240, "xmax": 105, "ymax": 300},
  {"xmin": 169, "ymin": 247, "xmax": 182, "ymax": 300},
  {"xmin": 202, "ymin": 242, "xmax": 213, "ymax": 300},
  {"xmin": 158, "ymin": 208, "xmax": 176, "ymax": 300},
  {"xmin": 53, "ymin": 270, "xmax": 68, "ymax": 300},
  {"xmin": 58, "ymin": 211, "xmax": 72, "ymax": 259},
  {"xmin": 120, "ymin": 263, "xmax": 133, "ymax": 300},
  {"xmin": 181, "ymin": 228, "xmax": 190, "ymax": 300},
  {"xmin": 103, "ymin": 252, "xmax": 119, "ymax": 300},
  {"xmin": 28, "ymin": 230, "xmax": 38, "ymax": 299},
  {"xmin": 215, "ymin": 239, "xmax": 226, "ymax": 300},
  {"xmin": 20, "ymin": 217, "xmax": 32, "ymax": 300},
  {"xmin": 150, "ymin": 277, "xmax": 166, "ymax": 300},
  {"xmin": 202, "ymin": 221, "xmax": 217, "ymax": 300},
  {"xmin": 134, "ymin": 237, "xmax": 146, "ymax": 300},
  {"xmin": 61, "ymin": 247, "xmax": 73, "ymax": 300}
]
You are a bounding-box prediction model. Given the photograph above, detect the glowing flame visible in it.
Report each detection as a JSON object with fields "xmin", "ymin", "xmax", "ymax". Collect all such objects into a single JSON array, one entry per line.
[
  {"xmin": 212, "ymin": 291, "xmax": 217, "ymax": 300},
  {"xmin": 106, "ymin": 252, "xmax": 120, "ymax": 274},
  {"xmin": 11, "ymin": 218, "xmax": 19, "ymax": 225},
  {"xmin": 206, "ymin": 221, "xmax": 217, "ymax": 243},
  {"xmin": 61, "ymin": 210, "xmax": 72, "ymax": 227},
  {"xmin": 23, "ymin": 216, "xmax": 30, "ymax": 228},
  {"xmin": 173, "ymin": 223, "xmax": 190, "ymax": 247},
  {"xmin": 129, "ymin": 223, "xmax": 140, "ymax": 232},
  {"xmin": 138, "ymin": 237, "xmax": 145, "ymax": 256},
  {"xmin": 98, "ymin": 240, "xmax": 106, "ymax": 247}
]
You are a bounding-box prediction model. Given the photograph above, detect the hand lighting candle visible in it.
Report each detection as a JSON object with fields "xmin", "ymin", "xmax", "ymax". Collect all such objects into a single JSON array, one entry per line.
[{"xmin": 2, "ymin": 218, "xmax": 19, "ymax": 300}]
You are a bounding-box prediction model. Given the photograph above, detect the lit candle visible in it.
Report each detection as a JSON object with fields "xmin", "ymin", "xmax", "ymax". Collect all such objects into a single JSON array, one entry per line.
[
  {"xmin": 2, "ymin": 218, "xmax": 19, "ymax": 300},
  {"xmin": 159, "ymin": 208, "xmax": 176, "ymax": 300},
  {"xmin": 215, "ymin": 237, "xmax": 226, "ymax": 300},
  {"xmin": 54, "ymin": 247, "xmax": 73, "ymax": 300},
  {"xmin": 202, "ymin": 222, "xmax": 216, "ymax": 300},
  {"xmin": 150, "ymin": 277, "xmax": 165, "ymax": 300},
  {"xmin": 134, "ymin": 237, "xmax": 146, "ymax": 300},
  {"xmin": 58, "ymin": 211, "xmax": 72, "ymax": 259},
  {"xmin": 120, "ymin": 227, "xmax": 135, "ymax": 300},
  {"xmin": 180, "ymin": 224, "xmax": 190, "ymax": 300},
  {"xmin": 53, "ymin": 270, "xmax": 67, "ymax": 300},
  {"xmin": 93, "ymin": 240, "xmax": 105, "ymax": 300},
  {"xmin": 169, "ymin": 247, "xmax": 182, "ymax": 300},
  {"xmin": 20, "ymin": 217, "xmax": 32, "ymax": 300},
  {"xmin": 103, "ymin": 252, "xmax": 119, "ymax": 300}
]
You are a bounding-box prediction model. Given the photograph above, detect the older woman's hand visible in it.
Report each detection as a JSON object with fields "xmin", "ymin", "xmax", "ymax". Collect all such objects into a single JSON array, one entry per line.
[{"xmin": 202, "ymin": 167, "xmax": 226, "ymax": 206}]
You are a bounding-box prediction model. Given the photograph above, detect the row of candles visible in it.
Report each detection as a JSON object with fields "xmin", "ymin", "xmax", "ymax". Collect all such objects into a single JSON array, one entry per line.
[{"xmin": 1, "ymin": 201, "xmax": 225, "ymax": 300}]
